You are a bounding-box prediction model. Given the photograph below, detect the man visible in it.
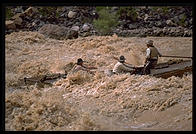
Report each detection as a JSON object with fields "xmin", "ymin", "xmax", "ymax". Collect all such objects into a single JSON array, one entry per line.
[
  {"xmin": 71, "ymin": 58, "xmax": 97, "ymax": 73},
  {"xmin": 143, "ymin": 40, "xmax": 162, "ymax": 74},
  {"xmin": 113, "ymin": 55, "xmax": 136, "ymax": 74}
]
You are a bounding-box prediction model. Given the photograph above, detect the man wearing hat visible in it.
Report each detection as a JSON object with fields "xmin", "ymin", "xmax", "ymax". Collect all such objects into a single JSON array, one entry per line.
[
  {"xmin": 71, "ymin": 58, "xmax": 97, "ymax": 73},
  {"xmin": 113, "ymin": 55, "xmax": 136, "ymax": 74},
  {"xmin": 143, "ymin": 40, "xmax": 162, "ymax": 74}
]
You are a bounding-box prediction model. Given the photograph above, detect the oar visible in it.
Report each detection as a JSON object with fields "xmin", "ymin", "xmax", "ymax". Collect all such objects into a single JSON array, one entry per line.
[{"xmin": 161, "ymin": 55, "xmax": 192, "ymax": 59}]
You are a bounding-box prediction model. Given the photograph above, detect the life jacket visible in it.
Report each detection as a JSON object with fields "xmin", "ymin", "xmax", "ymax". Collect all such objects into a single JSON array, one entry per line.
[{"xmin": 149, "ymin": 46, "xmax": 159, "ymax": 60}]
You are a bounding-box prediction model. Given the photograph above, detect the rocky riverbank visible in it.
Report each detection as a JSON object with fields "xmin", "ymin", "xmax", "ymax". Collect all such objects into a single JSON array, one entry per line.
[{"xmin": 6, "ymin": 6, "xmax": 192, "ymax": 39}]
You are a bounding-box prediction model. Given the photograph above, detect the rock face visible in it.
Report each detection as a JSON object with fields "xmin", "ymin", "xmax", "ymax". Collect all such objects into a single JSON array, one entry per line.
[{"xmin": 6, "ymin": 6, "xmax": 192, "ymax": 38}]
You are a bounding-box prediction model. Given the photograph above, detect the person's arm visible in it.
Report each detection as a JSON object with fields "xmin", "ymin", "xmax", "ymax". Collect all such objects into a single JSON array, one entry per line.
[
  {"xmin": 72, "ymin": 65, "xmax": 85, "ymax": 73},
  {"xmin": 154, "ymin": 46, "xmax": 162, "ymax": 57},
  {"xmin": 113, "ymin": 62, "xmax": 119, "ymax": 73},
  {"xmin": 70, "ymin": 64, "xmax": 77, "ymax": 73},
  {"xmin": 80, "ymin": 65, "xmax": 97, "ymax": 73},
  {"xmin": 146, "ymin": 48, "xmax": 151, "ymax": 59},
  {"xmin": 121, "ymin": 64, "xmax": 135, "ymax": 72},
  {"xmin": 87, "ymin": 66, "xmax": 97, "ymax": 70},
  {"xmin": 157, "ymin": 49, "xmax": 162, "ymax": 57},
  {"xmin": 80, "ymin": 65, "xmax": 90, "ymax": 71},
  {"xmin": 123, "ymin": 63, "xmax": 135, "ymax": 69},
  {"xmin": 145, "ymin": 48, "xmax": 151, "ymax": 63}
]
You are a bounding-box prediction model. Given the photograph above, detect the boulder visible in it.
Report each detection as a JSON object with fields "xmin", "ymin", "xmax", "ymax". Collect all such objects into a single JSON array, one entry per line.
[
  {"xmin": 144, "ymin": 14, "xmax": 149, "ymax": 22},
  {"xmin": 32, "ymin": 19, "xmax": 40, "ymax": 26},
  {"xmin": 162, "ymin": 27, "xmax": 168, "ymax": 34},
  {"xmin": 6, "ymin": 20, "xmax": 16, "ymax": 30},
  {"xmin": 56, "ymin": 7, "xmax": 66, "ymax": 13},
  {"xmin": 38, "ymin": 24, "xmax": 68, "ymax": 40},
  {"xmin": 169, "ymin": 28, "xmax": 176, "ymax": 36},
  {"xmin": 24, "ymin": 7, "xmax": 38, "ymax": 17},
  {"xmin": 71, "ymin": 26, "xmax": 80, "ymax": 32},
  {"xmin": 92, "ymin": 12, "xmax": 99, "ymax": 19},
  {"xmin": 12, "ymin": 16, "xmax": 23, "ymax": 26},
  {"xmin": 184, "ymin": 21, "xmax": 189, "ymax": 27},
  {"xmin": 111, "ymin": 7, "xmax": 119, "ymax": 11},
  {"xmin": 82, "ymin": 23, "xmax": 90, "ymax": 32},
  {"xmin": 128, "ymin": 24, "xmax": 137, "ymax": 29},
  {"xmin": 14, "ymin": 6, "xmax": 24, "ymax": 13},
  {"xmin": 15, "ymin": 17, "xmax": 23, "ymax": 26},
  {"xmin": 166, "ymin": 19, "xmax": 175, "ymax": 26},
  {"xmin": 12, "ymin": 13, "xmax": 25, "ymax": 19},
  {"xmin": 189, "ymin": 18, "xmax": 192, "ymax": 25},
  {"xmin": 10, "ymin": 13, "xmax": 24, "ymax": 26},
  {"xmin": 68, "ymin": 11, "xmax": 77, "ymax": 18},
  {"xmin": 153, "ymin": 28, "xmax": 163, "ymax": 36},
  {"xmin": 184, "ymin": 30, "xmax": 191, "ymax": 37},
  {"xmin": 156, "ymin": 21, "xmax": 162, "ymax": 27},
  {"xmin": 172, "ymin": 16, "xmax": 179, "ymax": 24},
  {"xmin": 66, "ymin": 29, "xmax": 78, "ymax": 39}
]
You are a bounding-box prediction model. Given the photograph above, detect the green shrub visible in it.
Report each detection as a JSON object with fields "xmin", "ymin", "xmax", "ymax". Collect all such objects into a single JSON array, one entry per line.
[
  {"xmin": 93, "ymin": 7, "xmax": 119, "ymax": 35},
  {"xmin": 178, "ymin": 14, "xmax": 187, "ymax": 27},
  {"xmin": 6, "ymin": 7, "xmax": 14, "ymax": 20},
  {"xmin": 151, "ymin": 6, "xmax": 172, "ymax": 15},
  {"xmin": 117, "ymin": 7, "xmax": 138, "ymax": 21},
  {"xmin": 152, "ymin": 6, "xmax": 159, "ymax": 11},
  {"xmin": 162, "ymin": 7, "xmax": 169, "ymax": 14},
  {"xmin": 37, "ymin": 7, "xmax": 59, "ymax": 17}
]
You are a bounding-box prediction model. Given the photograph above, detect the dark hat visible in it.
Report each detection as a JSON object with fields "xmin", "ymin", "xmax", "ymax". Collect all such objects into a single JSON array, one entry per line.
[
  {"xmin": 119, "ymin": 55, "xmax": 126, "ymax": 62},
  {"xmin": 146, "ymin": 40, "xmax": 154, "ymax": 46},
  {"xmin": 77, "ymin": 58, "xmax": 84, "ymax": 64}
]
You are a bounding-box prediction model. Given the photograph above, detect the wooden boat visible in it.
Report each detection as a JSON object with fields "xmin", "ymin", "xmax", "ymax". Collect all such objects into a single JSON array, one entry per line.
[
  {"xmin": 24, "ymin": 73, "xmax": 67, "ymax": 87},
  {"xmin": 150, "ymin": 59, "xmax": 192, "ymax": 78},
  {"xmin": 106, "ymin": 59, "xmax": 192, "ymax": 79}
]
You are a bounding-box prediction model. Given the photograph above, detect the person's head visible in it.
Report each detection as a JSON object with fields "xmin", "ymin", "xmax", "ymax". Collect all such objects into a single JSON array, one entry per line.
[
  {"xmin": 119, "ymin": 55, "xmax": 126, "ymax": 63},
  {"xmin": 146, "ymin": 40, "xmax": 154, "ymax": 47},
  {"xmin": 77, "ymin": 58, "xmax": 84, "ymax": 65}
]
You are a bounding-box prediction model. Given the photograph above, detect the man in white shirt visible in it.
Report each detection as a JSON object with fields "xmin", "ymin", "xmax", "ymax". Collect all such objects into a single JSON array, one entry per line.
[
  {"xmin": 113, "ymin": 55, "xmax": 136, "ymax": 74},
  {"xmin": 143, "ymin": 40, "xmax": 162, "ymax": 74}
]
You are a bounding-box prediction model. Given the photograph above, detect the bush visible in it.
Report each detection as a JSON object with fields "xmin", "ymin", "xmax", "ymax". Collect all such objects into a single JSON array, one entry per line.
[
  {"xmin": 6, "ymin": 7, "xmax": 14, "ymax": 20},
  {"xmin": 93, "ymin": 7, "xmax": 119, "ymax": 35},
  {"xmin": 178, "ymin": 14, "xmax": 187, "ymax": 27},
  {"xmin": 117, "ymin": 6, "xmax": 138, "ymax": 21},
  {"xmin": 162, "ymin": 7, "xmax": 169, "ymax": 14},
  {"xmin": 37, "ymin": 7, "xmax": 59, "ymax": 18}
]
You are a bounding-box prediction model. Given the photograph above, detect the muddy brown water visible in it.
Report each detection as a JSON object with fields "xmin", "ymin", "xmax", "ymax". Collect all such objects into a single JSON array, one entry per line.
[{"xmin": 5, "ymin": 32, "xmax": 192, "ymax": 131}]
